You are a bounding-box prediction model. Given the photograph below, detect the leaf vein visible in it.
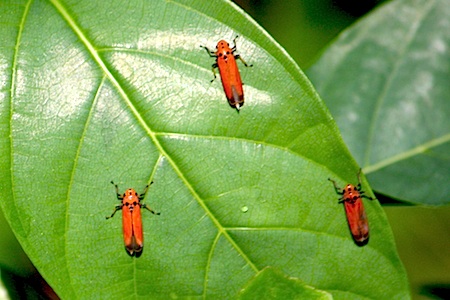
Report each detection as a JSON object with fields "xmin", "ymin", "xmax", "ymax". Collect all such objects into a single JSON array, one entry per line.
[
  {"xmin": 50, "ymin": 0, "xmax": 259, "ymax": 277},
  {"xmin": 364, "ymin": 0, "xmax": 437, "ymax": 166}
]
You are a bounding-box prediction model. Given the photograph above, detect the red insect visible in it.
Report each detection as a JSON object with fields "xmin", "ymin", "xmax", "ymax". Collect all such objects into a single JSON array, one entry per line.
[
  {"xmin": 328, "ymin": 169, "xmax": 374, "ymax": 246},
  {"xmin": 106, "ymin": 181, "xmax": 160, "ymax": 256},
  {"xmin": 201, "ymin": 36, "xmax": 252, "ymax": 111}
]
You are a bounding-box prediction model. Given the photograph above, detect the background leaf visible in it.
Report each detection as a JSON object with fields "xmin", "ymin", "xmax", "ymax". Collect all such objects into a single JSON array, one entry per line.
[
  {"xmin": 0, "ymin": 0, "xmax": 408, "ymax": 298},
  {"xmin": 307, "ymin": 0, "xmax": 450, "ymax": 205}
]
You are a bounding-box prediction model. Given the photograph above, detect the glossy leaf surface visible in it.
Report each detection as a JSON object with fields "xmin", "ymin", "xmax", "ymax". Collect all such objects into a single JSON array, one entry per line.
[
  {"xmin": 0, "ymin": 0, "xmax": 408, "ymax": 298},
  {"xmin": 239, "ymin": 267, "xmax": 332, "ymax": 300}
]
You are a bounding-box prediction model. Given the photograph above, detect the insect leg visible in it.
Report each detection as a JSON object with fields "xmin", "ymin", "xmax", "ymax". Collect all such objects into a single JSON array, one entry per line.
[
  {"xmin": 106, "ymin": 204, "xmax": 123, "ymax": 219},
  {"xmin": 355, "ymin": 170, "xmax": 375, "ymax": 200},
  {"xmin": 338, "ymin": 196, "xmax": 347, "ymax": 203},
  {"xmin": 328, "ymin": 178, "xmax": 344, "ymax": 195},
  {"xmin": 234, "ymin": 54, "xmax": 253, "ymax": 68},
  {"xmin": 200, "ymin": 45, "xmax": 216, "ymax": 57},
  {"xmin": 111, "ymin": 181, "xmax": 123, "ymax": 200},
  {"xmin": 141, "ymin": 204, "xmax": 161, "ymax": 216},
  {"xmin": 361, "ymin": 194, "xmax": 375, "ymax": 201},
  {"xmin": 231, "ymin": 35, "xmax": 239, "ymax": 51},
  {"xmin": 231, "ymin": 35, "xmax": 253, "ymax": 67},
  {"xmin": 208, "ymin": 64, "xmax": 218, "ymax": 82},
  {"xmin": 356, "ymin": 168, "xmax": 363, "ymax": 190},
  {"xmin": 139, "ymin": 181, "xmax": 154, "ymax": 200}
]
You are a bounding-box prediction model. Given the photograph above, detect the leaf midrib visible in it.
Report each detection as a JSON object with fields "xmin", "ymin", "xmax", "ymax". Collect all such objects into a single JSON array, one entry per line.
[
  {"xmin": 364, "ymin": 0, "xmax": 437, "ymax": 167},
  {"xmin": 9, "ymin": 0, "xmax": 33, "ymax": 236}
]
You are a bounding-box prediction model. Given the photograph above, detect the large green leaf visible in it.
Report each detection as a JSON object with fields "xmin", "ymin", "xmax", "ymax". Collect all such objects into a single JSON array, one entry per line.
[
  {"xmin": 0, "ymin": 0, "xmax": 408, "ymax": 298},
  {"xmin": 307, "ymin": 0, "xmax": 450, "ymax": 205}
]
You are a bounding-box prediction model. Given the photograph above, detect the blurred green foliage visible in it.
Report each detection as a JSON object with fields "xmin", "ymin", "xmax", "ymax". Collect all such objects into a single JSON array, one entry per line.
[
  {"xmin": 233, "ymin": 1, "xmax": 450, "ymax": 299},
  {"xmin": 234, "ymin": 0, "xmax": 385, "ymax": 68}
]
